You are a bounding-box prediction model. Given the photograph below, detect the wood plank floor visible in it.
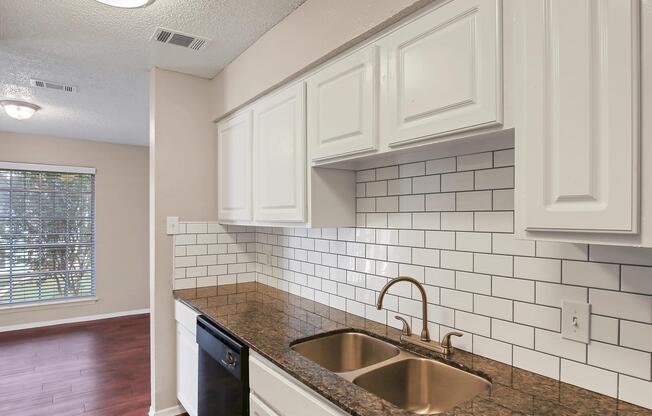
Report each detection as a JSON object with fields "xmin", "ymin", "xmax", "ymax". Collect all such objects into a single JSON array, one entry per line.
[{"xmin": 0, "ymin": 314, "xmax": 150, "ymax": 416}]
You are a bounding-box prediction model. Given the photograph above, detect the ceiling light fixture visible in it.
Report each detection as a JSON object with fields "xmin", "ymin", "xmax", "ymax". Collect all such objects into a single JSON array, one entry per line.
[
  {"xmin": 94, "ymin": 0, "xmax": 155, "ymax": 8},
  {"xmin": 0, "ymin": 100, "xmax": 41, "ymax": 121}
]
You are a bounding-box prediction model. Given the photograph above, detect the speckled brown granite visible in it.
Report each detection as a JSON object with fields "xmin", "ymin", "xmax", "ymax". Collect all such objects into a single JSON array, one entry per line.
[{"xmin": 174, "ymin": 283, "xmax": 652, "ymax": 416}]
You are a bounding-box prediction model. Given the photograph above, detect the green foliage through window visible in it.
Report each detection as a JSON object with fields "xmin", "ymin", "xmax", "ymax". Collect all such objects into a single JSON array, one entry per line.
[{"xmin": 0, "ymin": 168, "xmax": 95, "ymax": 305}]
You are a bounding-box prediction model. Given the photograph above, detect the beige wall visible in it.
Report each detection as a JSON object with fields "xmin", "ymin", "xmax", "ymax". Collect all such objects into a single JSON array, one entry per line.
[
  {"xmin": 149, "ymin": 68, "xmax": 215, "ymax": 413},
  {"xmin": 209, "ymin": 0, "xmax": 433, "ymax": 120},
  {"xmin": 0, "ymin": 132, "xmax": 149, "ymax": 327}
]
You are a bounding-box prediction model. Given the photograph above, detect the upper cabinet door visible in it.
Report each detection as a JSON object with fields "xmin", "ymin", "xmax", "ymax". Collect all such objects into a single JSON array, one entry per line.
[
  {"xmin": 307, "ymin": 46, "xmax": 379, "ymax": 162},
  {"xmin": 381, "ymin": 0, "xmax": 502, "ymax": 147},
  {"xmin": 516, "ymin": 0, "xmax": 640, "ymax": 234},
  {"xmin": 217, "ymin": 110, "xmax": 253, "ymax": 222},
  {"xmin": 253, "ymin": 83, "xmax": 307, "ymax": 223}
]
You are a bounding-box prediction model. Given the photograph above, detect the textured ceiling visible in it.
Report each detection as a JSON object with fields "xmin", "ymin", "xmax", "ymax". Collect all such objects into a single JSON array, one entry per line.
[{"xmin": 0, "ymin": 0, "xmax": 306, "ymax": 145}]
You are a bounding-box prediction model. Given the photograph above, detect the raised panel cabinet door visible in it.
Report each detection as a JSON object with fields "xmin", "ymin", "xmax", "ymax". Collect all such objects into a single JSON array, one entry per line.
[
  {"xmin": 516, "ymin": 0, "xmax": 640, "ymax": 233},
  {"xmin": 217, "ymin": 110, "xmax": 253, "ymax": 222},
  {"xmin": 253, "ymin": 83, "xmax": 306, "ymax": 223},
  {"xmin": 176, "ymin": 324, "xmax": 198, "ymax": 416},
  {"xmin": 381, "ymin": 0, "xmax": 502, "ymax": 147},
  {"xmin": 307, "ymin": 46, "xmax": 379, "ymax": 162}
]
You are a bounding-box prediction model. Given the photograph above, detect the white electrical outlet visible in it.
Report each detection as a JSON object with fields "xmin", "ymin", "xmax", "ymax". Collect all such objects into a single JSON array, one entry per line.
[
  {"xmin": 166, "ymin": 216, "xmax": 179, "ymax": 235},
  {"xmin": 562, "ymin": 300, "xmax": 590, "ymax": 343}
]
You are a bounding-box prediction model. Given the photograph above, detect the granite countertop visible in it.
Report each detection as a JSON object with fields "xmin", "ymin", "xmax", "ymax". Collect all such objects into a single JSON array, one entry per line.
[{"xmin": 174, "ymin": 282, "xmax": 652, "ymax": 416}]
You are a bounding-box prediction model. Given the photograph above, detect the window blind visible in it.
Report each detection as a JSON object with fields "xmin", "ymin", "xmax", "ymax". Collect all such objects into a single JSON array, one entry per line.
[{"xmin": 0, "ymin": 167, "xmax": 95, "ymax": 306}]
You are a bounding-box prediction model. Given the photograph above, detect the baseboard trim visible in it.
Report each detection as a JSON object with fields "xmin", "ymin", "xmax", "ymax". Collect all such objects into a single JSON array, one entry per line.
[
  {"xmin": 149, "ymin": 404, "xmax": 185, "ymax": 416},
  {"xmin": 0, "ymin": 308, "xmax": 150, "ymax": 333}
]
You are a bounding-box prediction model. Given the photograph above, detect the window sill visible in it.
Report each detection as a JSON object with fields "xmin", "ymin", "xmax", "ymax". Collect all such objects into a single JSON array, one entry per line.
[{"xmin": 0, "ymin": 297, "xmax": 99, "ymax": 312}]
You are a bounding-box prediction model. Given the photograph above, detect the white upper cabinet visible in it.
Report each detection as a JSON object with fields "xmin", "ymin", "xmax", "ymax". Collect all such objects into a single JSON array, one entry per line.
[
  {"xmin": 514, "ymin": 0, "xmax": 651, "ymax": 246},
  {"xmin": 253, "ymin": 83, "xmax": 307, "ymax": 223},
  {"xmin": 380, "ymin": 0, "xmax": 503, "ymax": 148},
  {"xmin": 217, "ymin": 110, "xmax": 253, "ymax": 222},
  {"xmin": 307, "ymin": 46, "xmax": 380, "ymax": 162}
]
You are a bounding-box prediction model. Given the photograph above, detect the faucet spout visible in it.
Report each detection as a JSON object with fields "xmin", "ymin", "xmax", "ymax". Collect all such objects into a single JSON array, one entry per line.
[{"xmin": 376, "ymin": 276, "xmax": 430, "ymax": 342}]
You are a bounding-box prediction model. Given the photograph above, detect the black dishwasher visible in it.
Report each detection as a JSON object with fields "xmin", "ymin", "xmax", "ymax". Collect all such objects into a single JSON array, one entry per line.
[{"xmin": 196, "ymin": 315, "xmax": 249, "ymax": 416}]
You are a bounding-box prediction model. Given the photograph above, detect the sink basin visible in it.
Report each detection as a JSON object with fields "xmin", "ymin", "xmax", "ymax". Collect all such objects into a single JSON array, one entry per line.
[
  {"xmin": 353, "ymin": 358, "xmax": 491, "ymax": 414},
  {"xmin": 291, "ymin": 331, "xmax": 400, "ymax": 372}
]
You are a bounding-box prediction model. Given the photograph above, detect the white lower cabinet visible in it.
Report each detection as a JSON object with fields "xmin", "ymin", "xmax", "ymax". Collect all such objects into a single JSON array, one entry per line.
[
  {"xmin": 249, "ymin": 351, "xmax": 348, "ymax": 416},
  {"xmin": 250, "ymin": 393, "xmax": 281, "ymax": 416},
  {"xmin": 175, "ymin": 300, "xmax": 199, "ymax": 416}
]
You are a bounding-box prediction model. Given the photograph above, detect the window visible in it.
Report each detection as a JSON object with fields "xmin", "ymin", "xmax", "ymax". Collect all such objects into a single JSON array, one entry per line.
[{"xmin": 0, "ymin": 163, "xmax": 96, "ymax": 306}]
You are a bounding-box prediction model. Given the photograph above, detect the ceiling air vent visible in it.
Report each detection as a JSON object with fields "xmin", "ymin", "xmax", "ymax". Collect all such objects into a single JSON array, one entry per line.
[
  {"xmin": 30, "ymin": 79, "xmax": 77, "ymax": 93},
  {"xmin": 151, "ymin": 27, "xmax": 210, "ymax": 51}
]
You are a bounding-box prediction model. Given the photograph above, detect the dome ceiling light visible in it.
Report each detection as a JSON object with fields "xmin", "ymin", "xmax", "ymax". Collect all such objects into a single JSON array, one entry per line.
[
  {"xmin": 0, "ymin": 100, "xmax": 41, "ymax": 121},
  {"xmin": 95, "ymin": 0, "xmax": 155, "ymax": 8}
]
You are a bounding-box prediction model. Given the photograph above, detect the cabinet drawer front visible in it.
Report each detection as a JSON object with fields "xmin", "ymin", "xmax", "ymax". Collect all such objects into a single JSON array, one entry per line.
[
  {"xmin": 249, "ymin": 354, "xmax": 346, "ymax": 416},
  {"xmin": 381, "ymin": 0, "xmax": 502, "ymax": 147},
  {"xmin": 516, "ymin": 0, "xmax": 640, "ymax": 233},
  {"xmin": 307, "ymin": 46, "xmax": 379, "ymax": 162},
  {"xmin": 250, "ymin": 393, "xmax": 280, "ymax": 416},
  {"xmin": 253, "ymin": 83, "xmax": 307, "ymax": 223},
  {"xmin": 217, "ymin": 110, "xmax": 253, "ymax": 222},
  {"xmin": 175, "ymin": 300, "xmax": 199, "ymax": 335}
]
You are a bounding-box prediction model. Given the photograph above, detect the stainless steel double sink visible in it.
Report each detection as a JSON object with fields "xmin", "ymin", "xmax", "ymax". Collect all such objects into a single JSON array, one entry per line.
[{"xmin": 291, "ymin": 330, "xmax": 491, "ymax": 415}]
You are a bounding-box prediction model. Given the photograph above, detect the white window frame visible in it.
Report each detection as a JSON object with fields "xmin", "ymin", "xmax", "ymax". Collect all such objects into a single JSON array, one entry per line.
[{"xmin": 0, "ymin": 161, "xmax": 97, "ymax": 307}]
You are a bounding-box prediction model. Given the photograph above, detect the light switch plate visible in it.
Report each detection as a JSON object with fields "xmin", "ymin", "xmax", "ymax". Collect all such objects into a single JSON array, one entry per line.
[
  {"xmin": 562, "ymin": 300, "xmax": 590, "ymax": 343},
  {"xmin": 166, "ymin": 216, "xmax": 179, "ymax": 235}
]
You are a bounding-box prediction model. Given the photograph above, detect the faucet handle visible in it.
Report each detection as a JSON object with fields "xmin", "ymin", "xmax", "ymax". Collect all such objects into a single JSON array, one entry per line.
[
  {"xmin": 441, "ymin": 331, "xmax": 463, "ymax": 353},
  {"xmin": 394, "ymin": 315, "xmax": 411, "ymax": 336}
]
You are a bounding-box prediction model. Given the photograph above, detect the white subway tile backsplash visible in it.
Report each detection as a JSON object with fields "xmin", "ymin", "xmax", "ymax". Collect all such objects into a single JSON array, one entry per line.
[
  {"xmin": 474, "ymin": 211, "xmax": 513, "ymax": 233},
  {"xmin": 441, "ymin": 212, "xmax": 474, "ymax": 231},
  {"xmin": 514, "ymin": 302, "xmax": 560, "ymax": 331},
  {"xmin": 412, "ymin": 175, "xmax": 440, "ymax": 194},
  {"xmin": 473, "ymin": 335, "xmax": 512, "ymax": 365},
  {"xmin": 455, "ymin": 311, "xmax": 490, "ymax": 336},
  {"xmin": 425, "ymin": 231, "xmax": 456, "ymax": 250},
  {"xmin": 456, "ymin": 191, "xmax": 492, "ymax": 212},
  {"xmin": 492, "ymin": 319, "xmax": 534, "ymax": 348},
  {"xmin": 590, "ymin": 289, "xmax": 652, "ymax": 323},
  {"xmin": 493, "ymin": 149, "xmax": 514, "ymax": 167},
  {"xmin": 457, "ymin": 152, "xmax": 493, "ymax": 171},
  {"xmin": 620, "ymin": 320, "xmax": 652, "ymax": 352},
  {"xmin": 535, "ymin": 282, "xmax": 587, "ymax": 307},
  {"xmin": 514, "ymin": 256, "xmax": 561, "ymax": 283},
  {"xmin": 456, "ymin": 232, "xmax": 491, "ymax": 253},
  {"xmin": 621, "ymin": 265, "xmax": 652, "ymax": 295},
  {"xmin": 536, "ymin": 241, "xmax": 589, "ymax": 261},
  {"xmin": 387, "ymin": 178, "xmax": 412, "ymax": 195},
  {"xmin": 590, "ymin": 315, "xmax": 619, "ymax": 344},
  {"xmin": 562, "ymin": 260, "xmax": 620, "ymax": 290},
  {"xmin": 561, "ymin": 359, "xmax": 618, "ymax": 398},
  {"xmin": 513, "ymin": 347, "xmax": 559, "ymax": 379},
  {"xmin": 492, "ymin": 189, "xmax": 514, "ymax": 211},
  {"xmin": 426, "ymin": 157, "xmax": 456, "ymax": 174},
  {"xmin": 400, "ymin": 162, "xmax": 425, "ymax": 178},
  {"xmin": 441, "ymin": 250, "xmax": 473, "ymax": 272},
  {"xmin": 456, "ymin": 272, "xmax": 491, "ymax": 295},
  {"xmin": 178, "ymin": 150, "xmax": 652, "ymax": 408},
  {"xmin": 492, "ymin": 276, "xmax": 534, "ymax": 302},
  {"xmin": 473, "ymin": 294, "xmax": 512, "ymax": 320},
  {"xmin": 589, "ymin": 245, "xmax": 652, "ymax": 267},
  {"xmin": 441, "ymin": 172, "xmax": 474, "ymax": 192},
  {"xmin": 474, "ymin": 253, "xmax": 513, "ymax": 277},
  {"xmin": 588, "ymin": 341, "xmax": 651, "ymax": 379},
  {"xmin": 425, "ymin": 193, "xmax": 456, "ymax": 212},
  {"xmin": 474, "ymin": 167, "xmax": 514, "ymax": 190},
  {"xmin": 619, "ymin": 375, "xmax": 652, "ymax": 409},
  {"xmin": 412, "ymin": 213, "xmax": 441, "ymax": 230},
  {"xmin": 535, "ymin": 328, "xmax": 586, "ymax": 362}
]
